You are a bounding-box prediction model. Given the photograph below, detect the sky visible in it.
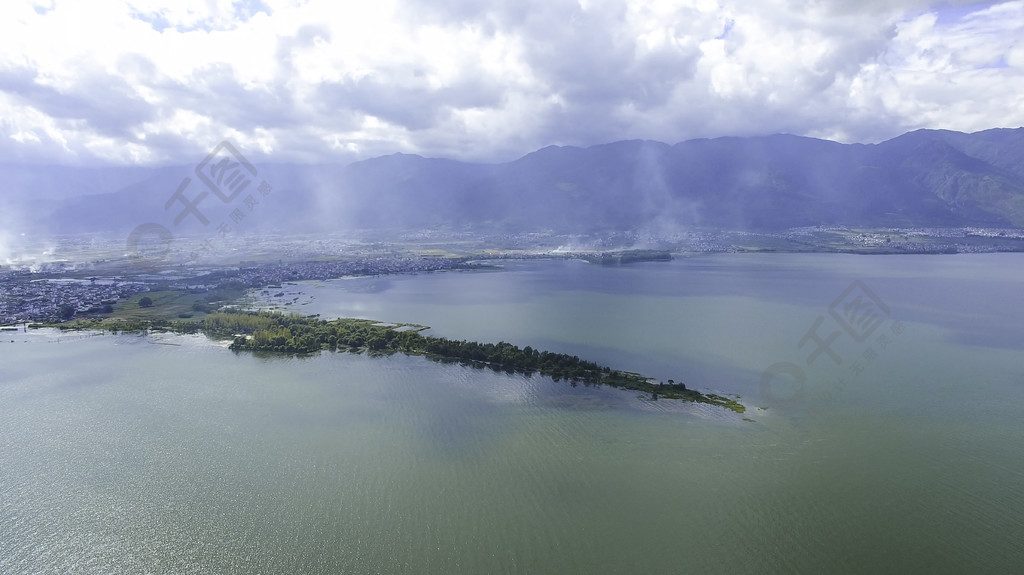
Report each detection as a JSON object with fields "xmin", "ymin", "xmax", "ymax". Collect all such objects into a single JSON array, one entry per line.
[{"xmin": 1, "ymin": 0, "xmax": 1022, "ymax": 166}]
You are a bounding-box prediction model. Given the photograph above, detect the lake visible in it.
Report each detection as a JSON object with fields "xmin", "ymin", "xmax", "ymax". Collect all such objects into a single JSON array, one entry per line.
[{"xmin": 2, "ymin": 254, "xmax": 1023, "ymax": 573}]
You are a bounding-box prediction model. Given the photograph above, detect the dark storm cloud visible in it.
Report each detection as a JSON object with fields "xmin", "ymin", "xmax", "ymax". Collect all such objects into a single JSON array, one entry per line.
[
  {"xmin": 509, "ymin": 1, "xmax": 702, "ymax": 103},
  {"xmin": 0, "ymin": 63, "xmax": 155, "ymax": 138},
  {"xmin": 0, "ymin": 0, "xmax": 1021, "ymax": 166},
  {"xmin": 158, "ymin": 62, "xmax": 303, "ymax": 132}
]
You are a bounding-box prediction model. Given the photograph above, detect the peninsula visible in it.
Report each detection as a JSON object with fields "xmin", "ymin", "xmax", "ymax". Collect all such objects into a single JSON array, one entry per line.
[{"xmin": 42, "ymin": 307, "xmax": 745, "ymax": 414}]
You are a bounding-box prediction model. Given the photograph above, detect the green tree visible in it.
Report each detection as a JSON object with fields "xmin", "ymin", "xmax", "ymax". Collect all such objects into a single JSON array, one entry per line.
[{"xmin": 139, "ymin": 296, "xmax": 154, "ymax": 308}]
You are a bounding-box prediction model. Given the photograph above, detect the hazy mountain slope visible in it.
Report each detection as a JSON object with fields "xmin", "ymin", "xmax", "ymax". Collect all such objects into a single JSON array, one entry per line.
[
  {"xmin": 0, "ymin": 164, "xmax": 156, "ymax": 201},
  {"xmin": 875, "ymin": 129, "xmax": 1024, "ymax": 226},
  {"xmin": 18, "ymin": 128, "xmax": 1024, "ymax": 236}
]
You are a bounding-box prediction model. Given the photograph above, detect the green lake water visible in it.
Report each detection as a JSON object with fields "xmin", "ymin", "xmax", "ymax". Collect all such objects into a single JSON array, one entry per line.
[{"xmin": 1, "ymin": 254, "xmax": 1022, "ymax": 573}]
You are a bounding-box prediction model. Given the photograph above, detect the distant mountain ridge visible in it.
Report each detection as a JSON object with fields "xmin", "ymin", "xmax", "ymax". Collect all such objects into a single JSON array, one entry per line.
[{"xmin": 14, "ymin": 128, "xmax": 1024, "ymax": 235}]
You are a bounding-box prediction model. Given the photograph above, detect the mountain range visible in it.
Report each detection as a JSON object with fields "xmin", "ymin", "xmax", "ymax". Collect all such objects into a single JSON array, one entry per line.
[{"xmin": 7, "ymin": 127, "xmax": 1024, "ymax": 237}]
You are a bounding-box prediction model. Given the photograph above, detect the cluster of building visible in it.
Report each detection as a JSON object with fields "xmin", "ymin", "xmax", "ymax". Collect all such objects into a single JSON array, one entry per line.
[
  {"xmin": 230, "ymin": 256, "xmax": 471, "ymax": 287},
  {"xmin": 782, "ymin": 226, "xmax": 1024, "ymax": 253},
  {"xmin": 0, "ymin": 255, "xmax": 473, "ymax": 326},
  {"xmin": 0, "ymin": 274, "xmax": 149, "ymax": 325}
]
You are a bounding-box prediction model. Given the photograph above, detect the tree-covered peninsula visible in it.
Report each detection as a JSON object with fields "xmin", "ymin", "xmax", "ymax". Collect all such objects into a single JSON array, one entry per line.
[
  {"xmin": 40, "ymin": 309, "xmax": 744, "ymax": 413},
  {"xmin": 206, "ymin": 311, "xmax": 743, "ymax": 412}
]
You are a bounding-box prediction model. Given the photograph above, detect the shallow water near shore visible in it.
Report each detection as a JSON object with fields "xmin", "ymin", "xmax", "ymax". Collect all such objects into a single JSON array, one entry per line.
[{"xmin": 2, "ymin": 254, "xmax": 1023, "ymax": 573}]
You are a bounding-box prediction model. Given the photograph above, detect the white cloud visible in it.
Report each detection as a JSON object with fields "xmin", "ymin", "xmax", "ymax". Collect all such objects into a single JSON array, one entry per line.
[
  {"xmin": 0, "ymin": 0, "xmax": 1021, "ymax": 166},
  {"xmin": 848, "ymin": 1, "xmax": 1024, "ymax": 137}
]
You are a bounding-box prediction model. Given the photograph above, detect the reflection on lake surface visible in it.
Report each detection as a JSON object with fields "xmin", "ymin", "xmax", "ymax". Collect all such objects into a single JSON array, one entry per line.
[{"xmin": 2, "ymin": 254, "xmax": 1023, "ymax": 573}]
